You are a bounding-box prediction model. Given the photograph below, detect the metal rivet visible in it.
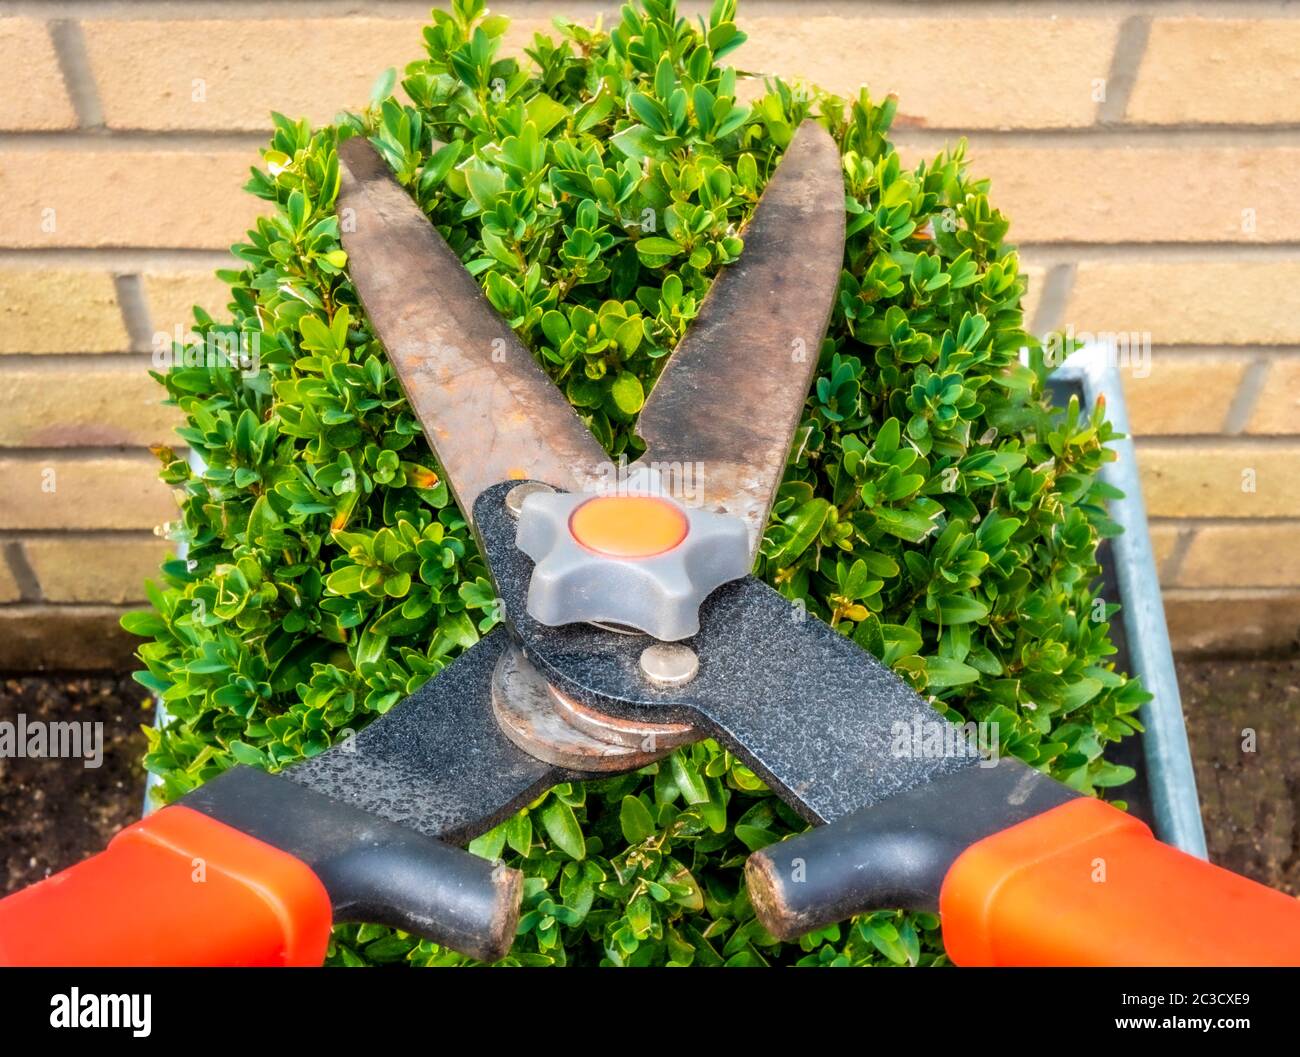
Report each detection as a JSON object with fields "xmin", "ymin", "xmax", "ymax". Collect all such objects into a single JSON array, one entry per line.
[
  {"xmin": 506, "ymin": 481, "xmax": 555, "ymax": 518},
  {"xmin": 638, "ymin": 643, "xmax": 699, "ymax": 689}
]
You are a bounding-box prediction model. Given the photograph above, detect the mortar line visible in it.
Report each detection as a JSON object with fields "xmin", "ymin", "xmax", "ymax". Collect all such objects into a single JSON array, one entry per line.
[
  {"xmin": 1160, "ymin": 525, "xmax": 1197, "ymax": 588},
  {"xmin": 1150, "ymin": 515, "xmax": 1300, "ymax": 524},
  {"xmin": 0, "ymin": 528, "xmax": 168, "ymax": 541},
  {"xmin": 0, "ymin": 248, "xmax": 233, "ymax": 268},
  {"xmin": 8, "ymin": 2, "xmax": 1300, "ymax": 20},
  {"xmin": 1096, "ymin": 14, "xmax": 1152, "ymax": 126},
  {"xmin": 0, "ymin": 353, "xmax": 160, "ymax": 368},
  {"xmin": 1134, "ymin": 434, "xmax": 1300, "ymax": 449},
  {"xmin": 0, "ymin": 447, "xmax": 171, "ymax": 460},
  {"xmin": 4, "ymin": 348, "xmax": 1294, "ymax": 367},
  {"xmin": 1145, "ymin": 347, "xmax": 1300, "ymax": 360},
  {"xmin": 11, "ymin": 244, "xmax": 1300, "ymax": 271},
  {"xmin": 11, "ymin": 125, "xmax": 1300, "ymax": 149},
  {"xmin": 1029, "ymin": 261, "xmax": 1075, "ymax": 335},
  {"xmin": 1, "ymin": 541, "xmax": 43, "ymax": 602},
  {"xmin": 0, "ymin": 130, "xmax": 270, "ymax": 150},
  {"xmin": 111, "ymin": 273, "xmax": 156, "ymax": 353},
  {"xmin": 0, "ymin": 600, "xmax": 143, "ymax": 610},
  {"xmin": 1159, "ymin": 586, "xmax": 1300, "ymax": 599},
  {"xmin": 1018, "ymin": 243, "xmax": 1300, "ymax": 262},
  {"xmin": 46, "ymin": 19, "xmax": 104, "ymax": 130},
  {"xmin": 1222, "ymin": 358, "xmax": 1273, "ymax": 435},
  {"xmin": 891, "ymin": 127, "xmax": 1300, "ymax": 149}
]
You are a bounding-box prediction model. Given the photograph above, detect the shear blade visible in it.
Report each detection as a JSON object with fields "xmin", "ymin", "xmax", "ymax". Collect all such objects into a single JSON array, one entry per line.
[
  {"xmin": 337, "ymin": 136, "xmax": 608, "ymax": 524},
  {"xmin": 338, "ymin": 120, "xmax": 844, "ymax": 552},
  {"xmin": 633, "ymin": 120, "xmax": 846, "ymax": 556}
]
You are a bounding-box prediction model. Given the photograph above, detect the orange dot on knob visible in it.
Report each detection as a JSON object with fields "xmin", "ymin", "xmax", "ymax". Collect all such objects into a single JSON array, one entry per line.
[{"xmin": 568, "ymin": 496, "xmax": 688, "ymax": 558}]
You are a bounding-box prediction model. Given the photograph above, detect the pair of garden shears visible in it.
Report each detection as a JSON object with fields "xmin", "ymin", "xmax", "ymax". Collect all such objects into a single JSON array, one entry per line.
[{"xmin": 2, "ymin": 121, "xmax": 1299, "ymax": 967}]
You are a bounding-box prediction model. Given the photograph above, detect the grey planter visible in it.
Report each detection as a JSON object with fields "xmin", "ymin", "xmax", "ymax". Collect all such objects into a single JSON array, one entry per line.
[{"xmin": 1052, "ymin": 343, "xmax": 1207, "ymax": 857}]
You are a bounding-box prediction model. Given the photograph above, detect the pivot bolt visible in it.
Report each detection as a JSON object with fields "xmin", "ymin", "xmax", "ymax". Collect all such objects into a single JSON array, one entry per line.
[
  {"xmin": 639, "ymin": 643, "xmax": 699, "ymax": 689},
  {"xmin": 506, "ymin": 481, "xmax": 555, "ymax": 518}
]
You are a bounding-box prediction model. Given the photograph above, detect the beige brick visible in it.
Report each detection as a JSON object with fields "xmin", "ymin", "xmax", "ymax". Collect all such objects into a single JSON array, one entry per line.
[
  {"xmin": 0, "ymin": 150, "xmax": 261, "ymax": 249},
  {"xmin": 0, "ymin": 269, "xmax": 130, "ymax": 353},
  {"xmin": 1138, "ymin": 443, "xmax": 1300, "ymax": 518},
  {"xmin": 24, "ymin": 535, "xmax": 171, "ymax": 603},
  {"xmin": 1064, "ymin": 261, "xmax": 1300, "ymax": 347},
  {"xmin": 0, "ymin": 361, "xmax": 182, "ymax": 447},
  {"xmin": 737, "ymin": 17, "xmax": 1119, "ymax": 129},
  {"xmin": 1019, "ymin": 263, "xmax": 1046, "ymax": 330},
  {"xmin": 1147, "ymin": 522, "xmax": 1182, "ymax": 578},
  {"xmin": 0, "ymin": 553, "xmax": 20, "ymax": 602},
  {"xmin": 1130, "ymin": 20, "xmax": 1300, "ymax": 126},
  {"xmin": 0, "ymin": 456, "xmax": 177, "ymax": 530},
  {"xmin": 1122, "ymin": 356, "xmax": 1248, "ymax": 436},
  {"xmin": 83, "ymin": 16, "xmax": 555, "ymax": 131},
  {"xmin": 143, "ymin": 271, "xmax": 233, "ymax": 335},
  {"xmin": 1179, "ymin": 524, "xmax": 1300, "ymax": 588},
  {"xmin": 0, "ymin": 19, "xmax": 76, "ymax": 131},
  {"xmin": 1163, "ymin": 589, "xmax": 1300, "ymax": 656},
  {"xmin": 1247, "ymin": 359, "xmax": 1300, "ymax": 435},
  {"xmin": 944, "ymin": 147, "xmax": 1300, "ymax": 244}
]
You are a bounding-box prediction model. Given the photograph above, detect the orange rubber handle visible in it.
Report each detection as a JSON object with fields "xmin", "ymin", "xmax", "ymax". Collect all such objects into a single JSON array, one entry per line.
[
  {"xmin": 940, "ymin": 797, "xmax": 1300, "ymax": 966},
  {"xmin": 0, "ymin": 805, "xmax": 331, "ymax": 966}
]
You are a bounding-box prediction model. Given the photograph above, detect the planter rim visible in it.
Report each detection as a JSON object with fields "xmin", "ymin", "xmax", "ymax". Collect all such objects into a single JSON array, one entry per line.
[{"xmin": 1052, "ymin": 341, "xmax": 1207, "ymax": 858}]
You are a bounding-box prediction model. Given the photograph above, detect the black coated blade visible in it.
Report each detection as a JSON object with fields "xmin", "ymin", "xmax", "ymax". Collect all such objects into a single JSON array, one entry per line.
[
  {"xmin": 337, "ymin": 138, "xmax": 608, "ymax": 525},
  {"xmin": 475, "ymin": 481, "xmax": 974, "ymax": 827},
  {"xmin": 632, "ymin": 120, "xmax": 845, "ymax": 555},
  {"xmin": 282, "ymin": 628, "xmax": 569, "ymax": 843}
]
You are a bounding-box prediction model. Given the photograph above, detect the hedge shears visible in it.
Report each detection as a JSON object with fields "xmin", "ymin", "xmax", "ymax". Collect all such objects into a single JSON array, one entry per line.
[{"xmin": 3, "ymin": 121, "xmax": 1299, "ymax": 967}]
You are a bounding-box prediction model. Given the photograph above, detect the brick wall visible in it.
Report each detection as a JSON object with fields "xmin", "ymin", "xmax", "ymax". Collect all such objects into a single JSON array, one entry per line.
[{"xmin": 1, "ymin": 1, "xmax": 1297, "ymax": 666}]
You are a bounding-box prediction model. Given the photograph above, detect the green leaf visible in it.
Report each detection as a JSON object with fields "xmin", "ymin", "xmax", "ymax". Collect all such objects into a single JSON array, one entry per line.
[
  {"xmin": 468, "ymin": 821, "xmax": 508, "ymax": 861},
  {"xmin": 120, "ymin": 610, "xmax": 166, "ymax": 637},
  {"xmin": 525, "ymin": 94, "xmax": 569, "ymax": 136},
  {"xmin": 505, "ymin": 811, "xmax": 532, "ymax": 857},
  {"xmin": 872, "ymin": 506, "xmax": 939, "ymax": 543},
  {"xmin": 769, "ymin": 498, "xmax": 830, "ymax": 565},
  {"xmin": 325, "ymin": 565, "xmax": 367, "ymax": 595},
  {"xmin": 619, "ymin": 795, "xmax": 656, "ymax": 843},
  {"xmin": 734, "ymin": 824, "xmax": 778, "ymax": 852},
  {"xmin": 1092, "ymin": 763, "xmax": 1137, "ymax": 788},
  {"xmin": 609, "ymin": 371, "xmax": 645, "ymax": 414},
  {"xmin": 933, "ymin": 595, "xmax": 989, "ymax": 625},
  {"xmin": 924, "ymin": 656, "xmax": 981, "ymax": 689},
  {"xmin": 670, "ymin": 752, "xmax": 709, "ymax": 805},
  {"xmin": 228, "ymin": 741, "xmax": 268, "ymax": 768},
  {"xmin": 635, "ymin": 236, "xmax": 683, "ymax": 260},
  {"xmin": 369, "ymin": 66, "xmax": 397, "ymax": 106},
  {"xmin": 540, "ymin": 797, "xmax": 586, "ymax": 860}
]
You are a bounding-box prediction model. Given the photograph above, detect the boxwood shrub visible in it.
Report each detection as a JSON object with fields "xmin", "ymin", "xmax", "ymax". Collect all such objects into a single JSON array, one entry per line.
[{"xmin": 128, "ymin": 0, "xmax": 1148, "ymax": 967}]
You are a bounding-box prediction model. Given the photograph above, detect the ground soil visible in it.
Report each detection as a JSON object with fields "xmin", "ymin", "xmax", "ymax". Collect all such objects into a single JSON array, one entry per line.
[
  {"xmin": 1177, "ymin": 654, "xmax": 1300, "ymax": 895},
  {"xmin": 0, "ymin": 659, "xmax": 1298, "ymax": 898},
  {"xmin": 0, "ymin": 674, "xmax": 152, "ymax": 895}
]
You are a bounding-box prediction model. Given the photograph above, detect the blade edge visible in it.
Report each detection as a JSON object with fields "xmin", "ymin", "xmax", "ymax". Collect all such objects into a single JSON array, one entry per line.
[
  {"xmin": 632, "ymin": 120, "xmax": 846, "ymax": 556},
  {"xmin": 337, "ymin": 137, "xmax": 607, "ymax": 524}
]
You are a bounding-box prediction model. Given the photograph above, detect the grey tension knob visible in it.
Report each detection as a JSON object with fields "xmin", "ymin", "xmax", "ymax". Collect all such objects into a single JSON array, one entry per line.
[{"xmin": 513, "ymin": 488, "xmax": 751, "ymax": 642}]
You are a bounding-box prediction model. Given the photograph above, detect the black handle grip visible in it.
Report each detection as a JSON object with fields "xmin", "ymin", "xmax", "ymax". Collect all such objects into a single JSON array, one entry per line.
[
  {"xmin": 745, "ymin": 760, "xmax": 1074, "ymax": 940},
  {"xmin": 184, "ymin": 767, "xmax": 522, "ymax": 962}
]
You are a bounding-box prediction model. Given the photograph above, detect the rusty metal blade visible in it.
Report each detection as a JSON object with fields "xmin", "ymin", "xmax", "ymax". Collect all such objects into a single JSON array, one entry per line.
[
  {"xmin": 337, "ymin": 137, "xmax": 607, "ymax": 524},
  {"xmin": 632, "ymin": 120, "xmax": 845, "ymax": 556}
]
